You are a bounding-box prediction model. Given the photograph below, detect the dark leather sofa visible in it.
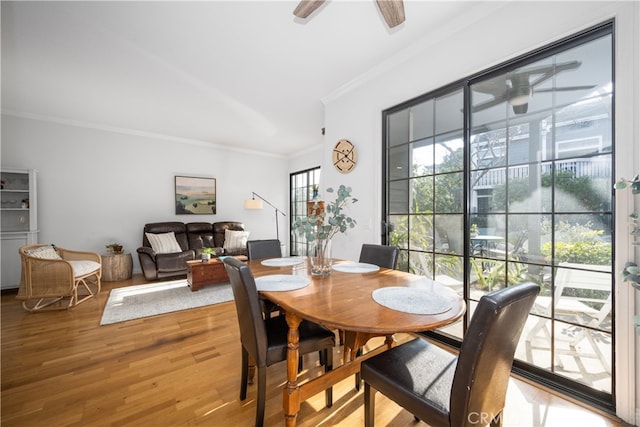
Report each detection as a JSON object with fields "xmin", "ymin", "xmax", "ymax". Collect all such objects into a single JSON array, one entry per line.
[{"xmin": 137, "ymin": 221, "xmax": 247, "ymax": 281}]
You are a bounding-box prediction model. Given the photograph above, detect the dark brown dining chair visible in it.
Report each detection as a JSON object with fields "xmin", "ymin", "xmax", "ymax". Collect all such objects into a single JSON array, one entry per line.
[
  {"xmin": 361, "ymin": 282, "xmax": 540, "ymax": 427},
  {"xmin": 247, "ymin": 239, "xmax": 282, "ymax": 260},
  {"xmin": 358, "ymin": 243, "xmax": 399, "ymax": 269},
  {"xmin": 353, "ymin": 243, "xmax": 399, "ymax": 389},
  {"xmin": 247, "ymin": 239, "xmax": 284, "ymax": 318},
  {"xmin": 222, "ymin": 257, "xmax": 335, "ymax": 427}
]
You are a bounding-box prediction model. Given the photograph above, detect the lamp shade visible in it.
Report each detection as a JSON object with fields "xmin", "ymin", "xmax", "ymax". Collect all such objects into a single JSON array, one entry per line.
[{"xmin": 244, "ymin": 199, "xmax": 264, "ymax": 210}]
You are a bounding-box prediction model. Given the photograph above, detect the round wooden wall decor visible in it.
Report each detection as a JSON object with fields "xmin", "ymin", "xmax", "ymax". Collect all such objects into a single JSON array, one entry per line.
[{"xmin": 332, "ymin": 139, "xmax": 357, "ymax": 173}]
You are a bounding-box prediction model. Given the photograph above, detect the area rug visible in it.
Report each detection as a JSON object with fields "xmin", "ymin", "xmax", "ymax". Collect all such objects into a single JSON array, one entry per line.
[{"xmin": 100, "ymin": 279, "xmax": 233, "ymax": 325}]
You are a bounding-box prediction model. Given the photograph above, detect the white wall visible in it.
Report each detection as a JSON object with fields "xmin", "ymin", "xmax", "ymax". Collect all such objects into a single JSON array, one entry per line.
[
  {"xmin": 1, "ymin": 114, "xmax": 289, "ymax": 275},
  {"xmin": 320, "ymin": 1, "xmax": 639, "ymax": 423}
]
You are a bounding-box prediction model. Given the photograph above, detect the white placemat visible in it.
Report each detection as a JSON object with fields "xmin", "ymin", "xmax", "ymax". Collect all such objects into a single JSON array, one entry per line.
[
  {"xmin": 255, "ymin": 274, "xmax": 310, "ymax": 291},
  {"xmin": 332, "ymin": 262, "xmax": 380, "ymax": 273},
  {"xmin": 371, "ymin": 287, "xmax": 453, "ymax": 315},
  {"xmin": 260, "ymin": 257, "xmax": 306, "ymax": 267}
]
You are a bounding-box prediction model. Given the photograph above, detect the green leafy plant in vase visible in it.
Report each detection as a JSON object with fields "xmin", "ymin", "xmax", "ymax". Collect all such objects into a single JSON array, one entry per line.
[
  {"xmin": 201, "ymin": 247, "xmax": 217, "ymax": 262},
  {"xmin": 105, "ymin": 243, "xmax": 123, "ymax": 254},
  {"xmin": 293, "ymin": 185, "xmax": 358, "ymax": 276}
]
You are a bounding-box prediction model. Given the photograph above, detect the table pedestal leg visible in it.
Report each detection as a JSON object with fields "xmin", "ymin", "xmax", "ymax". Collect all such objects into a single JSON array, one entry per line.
[{"xmin": 284, "ymin": 312, "xmax": 302, "ymax": 427}]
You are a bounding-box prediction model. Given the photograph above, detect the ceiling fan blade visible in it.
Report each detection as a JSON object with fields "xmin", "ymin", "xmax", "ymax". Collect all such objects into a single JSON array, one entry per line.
[
  {"xmin": 293, "ymin": 0, "xmax": 326, "ymax": 19},
  {"xmin": 514, "ymin": 60, "xmax": 581, "ymax": 79},
  {"xmin": 535, "ymin": 85, "xmax": 596, "ymax": 93},
  {"xmin": 471, "ymin": 96, "xmax": 508, "ymax": 113},
  {"xmin": 528, "ymin": 61, "xmax": 582, "ymax": 87},
  {"xmin": 376, "ymin": 0, "xmax": 405, "ymax": 28}
]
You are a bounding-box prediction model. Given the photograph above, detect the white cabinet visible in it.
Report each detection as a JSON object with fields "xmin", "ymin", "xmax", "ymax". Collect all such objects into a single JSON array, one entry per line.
[{"xmin": 1, "ymin": 168, "xmax": 38, "ymax": 289}]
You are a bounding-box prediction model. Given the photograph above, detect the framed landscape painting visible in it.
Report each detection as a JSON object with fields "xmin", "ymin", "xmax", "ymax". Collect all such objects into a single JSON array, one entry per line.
[{"xmin": 175, "ymin": 176, "xmax": 216, "ymax": 215}]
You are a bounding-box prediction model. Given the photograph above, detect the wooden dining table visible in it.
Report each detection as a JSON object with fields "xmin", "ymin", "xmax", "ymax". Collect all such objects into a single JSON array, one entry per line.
[{"xmin": 247, "ymin": 258, "xmax": 466, "ymax": 427}]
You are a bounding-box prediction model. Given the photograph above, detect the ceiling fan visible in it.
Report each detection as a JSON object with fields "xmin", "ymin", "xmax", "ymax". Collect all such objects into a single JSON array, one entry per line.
[
  {"xmin": 472, "ymin": 60, "xmax": 596, "ymax": 114},
  {"xmin": 293, "ymin": 0, "xmax": 405, "ymax": 29}
]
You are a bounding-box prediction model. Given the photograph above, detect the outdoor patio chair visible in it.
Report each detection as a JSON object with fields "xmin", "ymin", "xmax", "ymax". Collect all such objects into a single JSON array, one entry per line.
[{"xmin": 526, "ymin": 262, "xmax": 612, "ymax": 373}]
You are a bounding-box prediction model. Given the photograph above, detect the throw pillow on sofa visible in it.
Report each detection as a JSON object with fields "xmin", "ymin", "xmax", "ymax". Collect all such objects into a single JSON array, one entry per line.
[
  {"xmin": 223, "ymin": 229, "xmax": 250, "ymax": 251},
  {"xmin": 146, "ymin": 232, "xmax": 182, "ymax": 254}
]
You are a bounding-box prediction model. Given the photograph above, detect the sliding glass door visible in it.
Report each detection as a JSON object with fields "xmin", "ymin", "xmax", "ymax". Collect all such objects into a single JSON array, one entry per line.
[{"xmin": 383, "ymin": 23, "xmax": 614, "ymax": 409}]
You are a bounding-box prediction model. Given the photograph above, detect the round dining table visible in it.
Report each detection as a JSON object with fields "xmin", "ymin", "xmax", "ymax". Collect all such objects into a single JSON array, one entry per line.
[{"xmin": 246, "ymin": 257, "xmax": 466, "ymax": 427}]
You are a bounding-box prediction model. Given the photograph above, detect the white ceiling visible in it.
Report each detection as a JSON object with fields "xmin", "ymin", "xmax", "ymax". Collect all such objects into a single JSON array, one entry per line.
[{"xmin": 1, "ymin": 1, "xmax": 481, "ymax": 156}]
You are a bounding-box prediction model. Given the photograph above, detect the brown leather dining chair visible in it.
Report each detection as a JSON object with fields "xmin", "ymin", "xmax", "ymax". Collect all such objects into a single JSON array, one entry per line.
[
  {"xmin": 222, "ymin": 257, "xmax": 335, "ymax": 427},
  {"xmin": 352, "ymin": 243, "xmax": 399, "ymax": 389},
  {"xmin": 361, "ymin": 282, "xmax": 540, "ymax": 427},
  {"xmin": 246, "ymin": 239, "xmax": 282, "ymax": 260},
  {"xmin": 359, "ymin": 243, "xmax": 399, "ymax": 269},
  {"xmin": 247, "ymin": 239, "xmax": 284, "ymax": 318}
]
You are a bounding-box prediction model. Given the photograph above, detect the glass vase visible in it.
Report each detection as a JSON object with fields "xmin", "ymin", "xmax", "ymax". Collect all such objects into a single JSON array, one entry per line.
[{"xmin": 309, "ymin": 239, "xmax": 332, "ymax": 276}]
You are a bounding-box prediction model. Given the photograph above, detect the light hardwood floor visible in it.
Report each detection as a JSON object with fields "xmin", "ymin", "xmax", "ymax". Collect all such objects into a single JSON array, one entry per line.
[{"xmin": 1, "ymin": 274, "xmax": 631, "ymax": 426}]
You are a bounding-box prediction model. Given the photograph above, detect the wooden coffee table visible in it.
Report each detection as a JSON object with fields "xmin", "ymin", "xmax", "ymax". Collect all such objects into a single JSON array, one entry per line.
[{"xmin": 186, "ymin": 256, "xmax": 247, "ymax": 291}]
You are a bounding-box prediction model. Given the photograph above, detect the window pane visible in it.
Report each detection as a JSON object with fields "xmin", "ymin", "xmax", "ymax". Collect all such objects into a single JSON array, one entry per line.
[
  {"xmin": 435, "ymin": 173, "xmax": 463, "ymax": 213},
  {"xmin": 434, "ymin": 214, "xmax": 463, "ymax": 255},
  {"xmin": 409, "ymin": 214, "xmax": 434, "ymax": 251},
  {"xmin": 411, "ymin": 138, "xmax": 434, "ymax": 176},
  {"xmin": 409, "ymin": 251, "xmax": 432, "ymax": 276},
  {"xmin": 434, "ymin": 254, "xmax": 463, "ymax": 289},
  {"xmin": 508, "ymin": 214, "xmax": 551, "ymax": 266},
  {"xmin": 435, "ymin": 132, "xmax": 464, "ymax": 173},
  {"xmin": 503, "ymin": 163, "xmax": 552, "ymax": 213},
  {"xmin": 555, "ymin": 35, "xmax": 612, "ymax": 104},
  {"xmin": 388, "ymin": 110, "xmax": 409, "ymax": 146},
  {"xmin": 389, "ymin": 180, "xmax": 408, "ymax": 214},
  {"xmin": 471, "ymin": 169, "xmax": 506, "ymax": 213},
  {"xmin": 410, "ymin": 100, "xmax": 434, "ymax": 141},
  {"xmin": 553, "ymin": 156, "xmax": 612, "ymax": 213},
  {"xmin": 551, "ymin": 214, "xmax": 612, "ymax": 267},
  {"xmin": 435, "ymin": 89, "xmax": 463, "ymax": 134},
  {"xmin": 471, "ymin": 128, "xmax": 507, "ymax": 169},
  {"xmin": 389, "ymin": 144, "xmax": 409, "ymax": 179},
  {"xmin": 410, "ymin": 176, "xmax": 433, "ymax": 213},
  {"xmin": 389, "ymin": 215, "xmax": 408, "ymax": 249}
]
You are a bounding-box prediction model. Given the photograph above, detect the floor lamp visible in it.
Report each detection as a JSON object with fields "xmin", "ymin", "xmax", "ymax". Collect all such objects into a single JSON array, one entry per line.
[{"xmin": 244, "ymin": 192, "xmax": 286, "ymax": 241}]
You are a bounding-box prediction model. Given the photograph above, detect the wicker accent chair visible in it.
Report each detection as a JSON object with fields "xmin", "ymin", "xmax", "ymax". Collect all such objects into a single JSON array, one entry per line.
[{"xmin": 17, "ymin": 244, "xmax": 102, "ymax": 312}]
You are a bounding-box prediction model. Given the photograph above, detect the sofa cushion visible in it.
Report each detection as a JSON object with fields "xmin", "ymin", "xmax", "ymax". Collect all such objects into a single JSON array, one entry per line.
[
  {"xmin": 25, "ymin": 245, "xmax": 62, "ymax": 260},
  {"xmin": 186, "ymin": 222, "xmax": 215, "ymax": 249},
  {"xmin": 146, "ymin": 232, "xmax": 182, "ymax": 254},
  {"xmin": 223, "ymin": 229, "xmax": 250, "ymax": 251},
  {"xmin": 213, "ymin": 221, "xmax": 245, "ymax": 247}
]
